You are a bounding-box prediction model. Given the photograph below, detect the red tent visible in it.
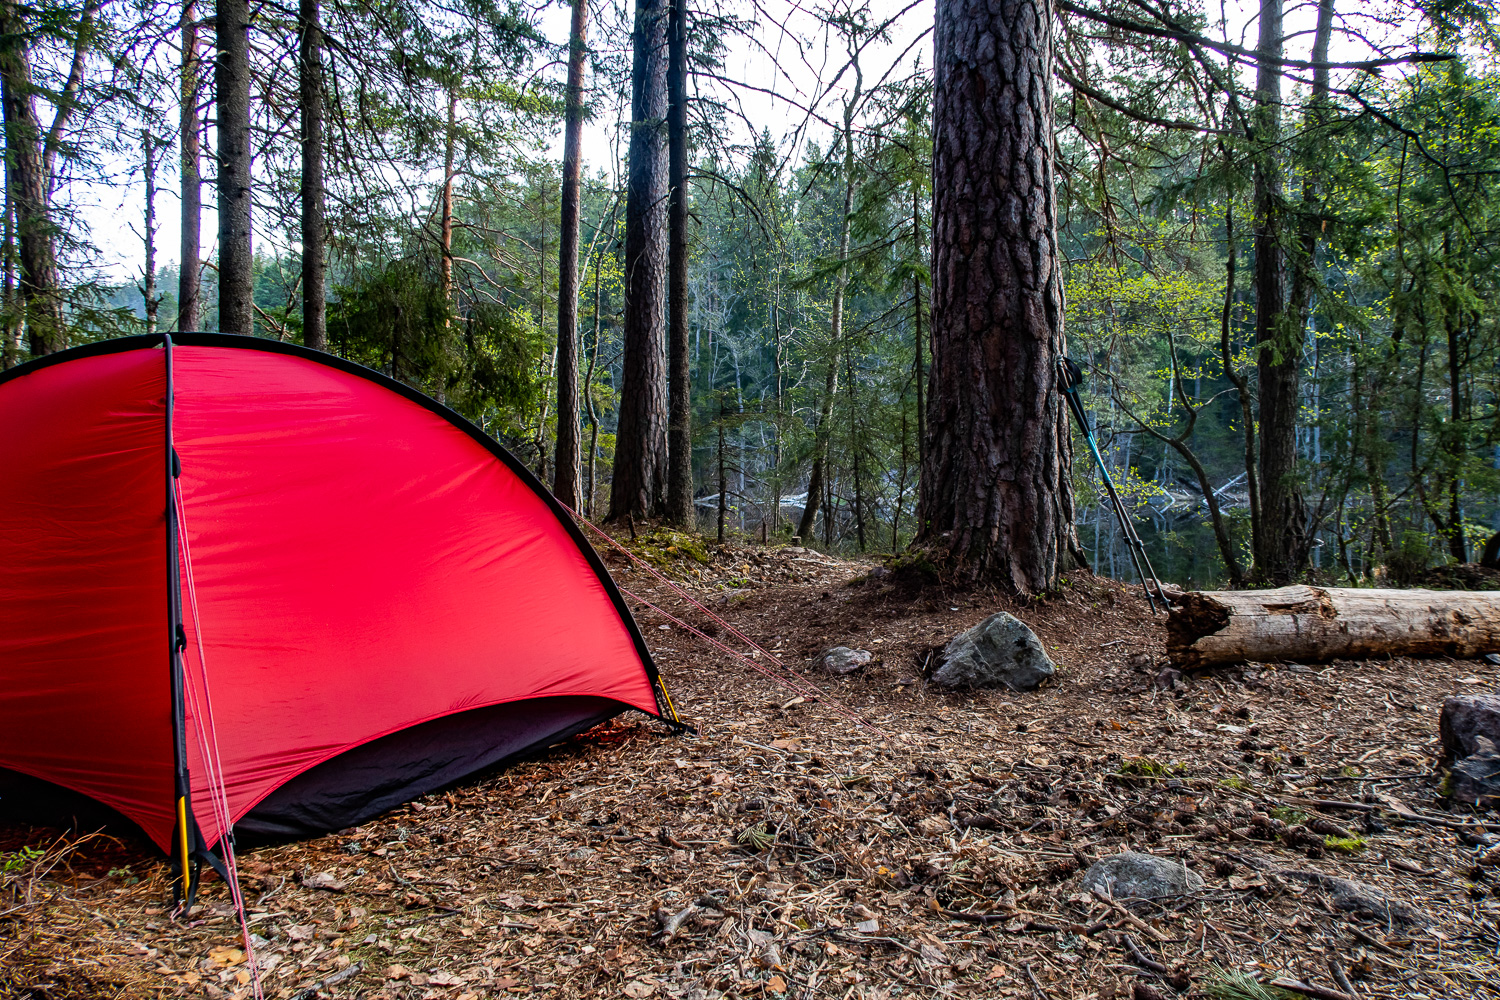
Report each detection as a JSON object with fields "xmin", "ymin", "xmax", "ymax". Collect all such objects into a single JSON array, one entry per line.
[{"xmin": 0, "ymin": 334, "xmax": 667, "ymax": 880}]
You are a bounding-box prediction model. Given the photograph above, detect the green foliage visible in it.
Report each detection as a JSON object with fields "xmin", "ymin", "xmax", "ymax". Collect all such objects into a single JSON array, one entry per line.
[
  {"xmin": 1323, "ymin": 834, "xmax": 1369, "ymax": 854},
  {"xmin": 1203, "ymin": 967, "xmax": 1294, "ymax": 1000},
  {"xmin": 0, "ymin": 845, "xmax": 43, "ymax": 874},
  {"xmin": 630, "ymin": 529, "xmax": 712, "ymax": 569},
  {"xmin": 330, "ymin": 259, "xmax": 457, "ymax": 397},
  {"xmin": 1116, "ymin": 757, "xmax": 1184, "ymax": 778}
]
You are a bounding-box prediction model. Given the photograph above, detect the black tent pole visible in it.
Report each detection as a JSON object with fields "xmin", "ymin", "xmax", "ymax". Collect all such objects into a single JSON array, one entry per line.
[
  {"xmin": 1056, "ymin": 358, "xmax": 1172, "ymax": 613},
  {"xmin": 165, "ymin": 333, "xmax": 195, "ymax": 905}
]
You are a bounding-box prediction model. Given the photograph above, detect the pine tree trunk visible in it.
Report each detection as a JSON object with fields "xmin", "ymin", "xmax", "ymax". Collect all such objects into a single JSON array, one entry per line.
[
  {"xmin": 142, "ymin": 131, "xmax": 158, "ymax": 334},
  {"xmin": 664, "ymin": 0, "xmax": 693, "ymax": 526},
  {"xmin": 0, "ymin": 2, "xmax": 64, "ymax": 355},
  {"xmin": 796, "ymin": 102, "xmax": 857, "ymax": 543},
  {"xmin": 1252, "ymin": 0, "xmax": 1305, "ymax": 584},
  {"xmin": 1446, "ymin": 309, "xmax": 1467, "ymax": 561},
  {"xmin": 216, "ymin": 0, "xmax": 253, "ymax": 336},
  {"xmin": 441, "ymin": 87, "xmax": 456, "ymax": 304},
  {"xmin": 796, "ymin": 347, "xmax": 839, "ymax": 542},
  {"xmin": 585, "ymin": 260, "xmax": 603, "ymax": 518},
  {"xmin": 1, "ymin": 174, "xmax": 15, "ymax": 368},
  {"xmin": 912, "ymin": 183, "xmax": 926, "ymax": 474},
  {"xmin": 299, "ymin": 0, "xmax": 326, "ymax": 350},
  {"xmin": 179, "ymin": 0, "xmax": 201, "ymax": 333},
  {"xmin": 918, "ymin": 0, "xmax": 1075, "ymax": 592},
  {"xmin": 552, "ymin": 0, "xmax": 587, "ymax": 509},
  {"xmin": 608, "ymin": 0, "xmax": 669, "ymax": 522}
]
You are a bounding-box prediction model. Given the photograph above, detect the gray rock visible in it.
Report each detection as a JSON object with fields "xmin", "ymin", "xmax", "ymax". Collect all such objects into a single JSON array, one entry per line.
[
  {"xmin": 930, "ymin": 613, "xmax": 1055, "ymax": 691},
  {"xmin": 1154, "ymin": 666, "xmax": 1183, "ymax": 690},
  {"xmin": 1451, "ymin": 735, "xmax": 1500, "ymax": 809},
  {"xmin": 1083, "ymin": 851, "xmax": 1204, "ymax": 900},
  {"xmin": 1440, "ymin": 692, "xmax": 1500, "ymax": 760},
  {"xmin": 1324, "ymin": 876, "xmax": 1431, "ymax": 925},
  {"xmin": 819, "ymin": 646, "xmax": 873, "ymax": 675}
]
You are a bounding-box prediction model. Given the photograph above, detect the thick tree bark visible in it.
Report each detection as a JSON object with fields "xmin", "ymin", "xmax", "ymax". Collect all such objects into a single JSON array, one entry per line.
[
  {"xmin": 1167, "ymin": 586, "xmax": 1500, "ymax": 669},
  {"xmin": 299, "ymin": 0, "xmax": 326, "ymax": 350},
  {"xmin": 664, "ymin": 0, "xmax": 693, "ymax": 526},
  {"xmin": 1252, "ymin": 0, "xmax": 1306, "ymax": 584},
  {"xmin": 179, "ymin": 0, "xmax": 201, "ymax": 333},
  {"xmin": 0, "ymin": 2, "xmax": 64, "ymax": 355},
  {"xmin": 216, "ymin": 0, "xmax": 253, "ymax": 336},
  {"xmin": 2, "ymin": 173, "xmax": 15, "ymax": 368},
  {"xmin": 912, "ymin": 182, "xmax": 925, "ymax": 472},
  {"xmin": 608, "ymin": 0, "xmax": 669, "ymax": 522},
  {"xmin": 552, "ymin": 0, "xmax": 587, "ymax": 509},
  {"xmin": 918, "ymin": 0, "xmax": 1075, "ymax": 592}
]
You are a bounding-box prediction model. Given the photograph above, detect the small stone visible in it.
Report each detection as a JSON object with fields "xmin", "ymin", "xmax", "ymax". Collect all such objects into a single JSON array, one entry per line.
[
  {"xmin": 1441, "ymin": 693, "xmax": 1500, "ymax": 760},
  {"xmin": 1450, "ymin": 735, "xmax": 1500, "ymax": 809},
  {"xmin": 300, "ymin": 871, "xmax": 346, "ymax": 892},
  {"xmin": 1083, "ymin": 851, "xmax": 1204, "ymax": 900},
  {"xmin": 930, "ymin": 613, "xmax": 1055, "ymax": 691},
  {"xmin": 1154, "ymin": 667, "xmax": 1183, "ymax": 690},
  {"xmin": 1484, "ymin": 653, "xmax": 1500, "ymax": 666},
  {"xmin": 818, "ymin": 646, "xmax": 873, "ymax": 675},
  {"xmin": 855, "ymin": 918, "xmax": 879, "ymax": 934},
  {"xmin": 1324, "ymin": 876, "xmax": 1431, "ymax": 925},
  {"xmin": 917, "ymin": 815, "xmax": 953, "ymax": 836}
]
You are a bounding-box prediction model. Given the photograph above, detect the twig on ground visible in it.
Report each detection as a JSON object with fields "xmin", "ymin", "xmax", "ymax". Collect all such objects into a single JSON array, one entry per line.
[
  {"xmin": 288, "ymin": 960, "xmax": 363, "ymax": 1000},
  {"xmin": 1092, "ymin": 886, "xmax": 1170, "ymax": 942},
  {"xmin": 1121, "ymin": 931, "xmax": 1169, "ymax": 974},
  {"xmin": 1326, "ymin": 958, "xmax": 1359, "ymax": 999},
  {"xmin": 1024, "ymin": 962, "xmax": 1051, "ymax": 1000},
  {"xmin": 1269, "ymin": 977, "xmax": 1354, "ymax": 1000}
]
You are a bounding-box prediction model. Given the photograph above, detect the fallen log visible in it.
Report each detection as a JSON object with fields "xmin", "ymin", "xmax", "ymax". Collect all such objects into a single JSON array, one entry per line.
[{"xmin": 1166, "ymin": 585, "xmax": 1500, "ymax": 669}]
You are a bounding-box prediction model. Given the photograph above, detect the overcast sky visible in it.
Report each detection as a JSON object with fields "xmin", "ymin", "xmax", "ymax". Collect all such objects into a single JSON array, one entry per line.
[{"xmin": 75, "ymin": 0, "xmax": 1420, "ymax": 285}]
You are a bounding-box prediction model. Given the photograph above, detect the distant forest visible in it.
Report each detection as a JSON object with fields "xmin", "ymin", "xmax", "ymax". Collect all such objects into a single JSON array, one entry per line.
[{"xmin": 4, "ymin": 0, "xmax": 1499, "ymax": 591}]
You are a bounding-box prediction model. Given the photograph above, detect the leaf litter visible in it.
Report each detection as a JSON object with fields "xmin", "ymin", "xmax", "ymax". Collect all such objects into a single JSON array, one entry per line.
[{"xmin": 3, "ymin": 536, "xmax": 1500, "ymax": 999}]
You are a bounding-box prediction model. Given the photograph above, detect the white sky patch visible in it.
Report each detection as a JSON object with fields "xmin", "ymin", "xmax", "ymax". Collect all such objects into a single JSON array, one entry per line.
[{"xmin": 73, "ymin": 0, "xmax": 1424, "ymax": 284}]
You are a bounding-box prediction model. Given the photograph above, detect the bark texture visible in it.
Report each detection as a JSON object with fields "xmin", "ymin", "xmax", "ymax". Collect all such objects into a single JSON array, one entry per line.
[
  {"xmin": 179, "ymin": 0, "xmax": 201, "ymax": 332},
  {"xmin": 0, "ymin": 1, "xmax": 64, "ymax": 355},
  {"xmin": 552, "ymin": 0, "xmax": 587, "ymax": 509},
  {"xmin": 216, "ymin": 0, "xmax": 253, "ymax": 336},
  {"xmin": 664, "ymin": 0, "xmax": 692, "ymax": 527},
  {"xmin": 1252, "ymin": 0, "xmax": 1306, "ymax": 583},
  {"xmin": 1167, "ymin": 586, "xmax": 1500, "ymax": 669},
  {"xmin": 608, "ymin": 0, "xmax": 669, "ymax": 522},
  {"xmin": 919, "ymin": 0, "xmax": 1074, "ymax": 592},
  {"xmin": 299, "ymin": 0, "xmax": 326, "ymax": 350}
]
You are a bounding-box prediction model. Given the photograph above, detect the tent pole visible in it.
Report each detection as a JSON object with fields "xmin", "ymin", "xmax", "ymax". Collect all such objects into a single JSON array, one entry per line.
[{"xmin": 165, "ymin": 334, "xmax": 195, "ymax": 905}]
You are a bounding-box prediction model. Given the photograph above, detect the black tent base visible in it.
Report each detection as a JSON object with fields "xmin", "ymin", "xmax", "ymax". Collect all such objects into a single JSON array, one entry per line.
[{"xmin": 1, "ymin": 695, "xmax": 628, "ymax": 848}]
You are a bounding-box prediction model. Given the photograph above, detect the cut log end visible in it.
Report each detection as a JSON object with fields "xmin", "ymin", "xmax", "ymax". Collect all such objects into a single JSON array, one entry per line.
[
  {"xmin": 1166, "ymin": 586, "xmax": 1500, "ymax": 669},
  {"xmin": 1165, "ymin": 590, "xmax": 1232, "ymax": 670}
]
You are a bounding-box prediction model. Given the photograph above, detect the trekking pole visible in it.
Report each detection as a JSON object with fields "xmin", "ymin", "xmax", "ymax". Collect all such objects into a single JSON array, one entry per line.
[{"xmin": 1056, "ymin": 357, "xmax": 1172, "ymax": 614}]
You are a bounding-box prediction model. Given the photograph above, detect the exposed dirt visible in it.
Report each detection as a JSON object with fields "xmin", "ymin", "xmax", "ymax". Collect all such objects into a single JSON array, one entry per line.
[{"xmin": 4, "ymin": 536, "xmax": 1500, "ymax": 1000}]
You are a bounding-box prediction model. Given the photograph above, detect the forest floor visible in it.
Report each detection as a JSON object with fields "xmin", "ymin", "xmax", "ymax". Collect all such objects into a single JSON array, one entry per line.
[{"xmin": 4, "ymin": 531, "xmax": 1500, "ymax": 1000}]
